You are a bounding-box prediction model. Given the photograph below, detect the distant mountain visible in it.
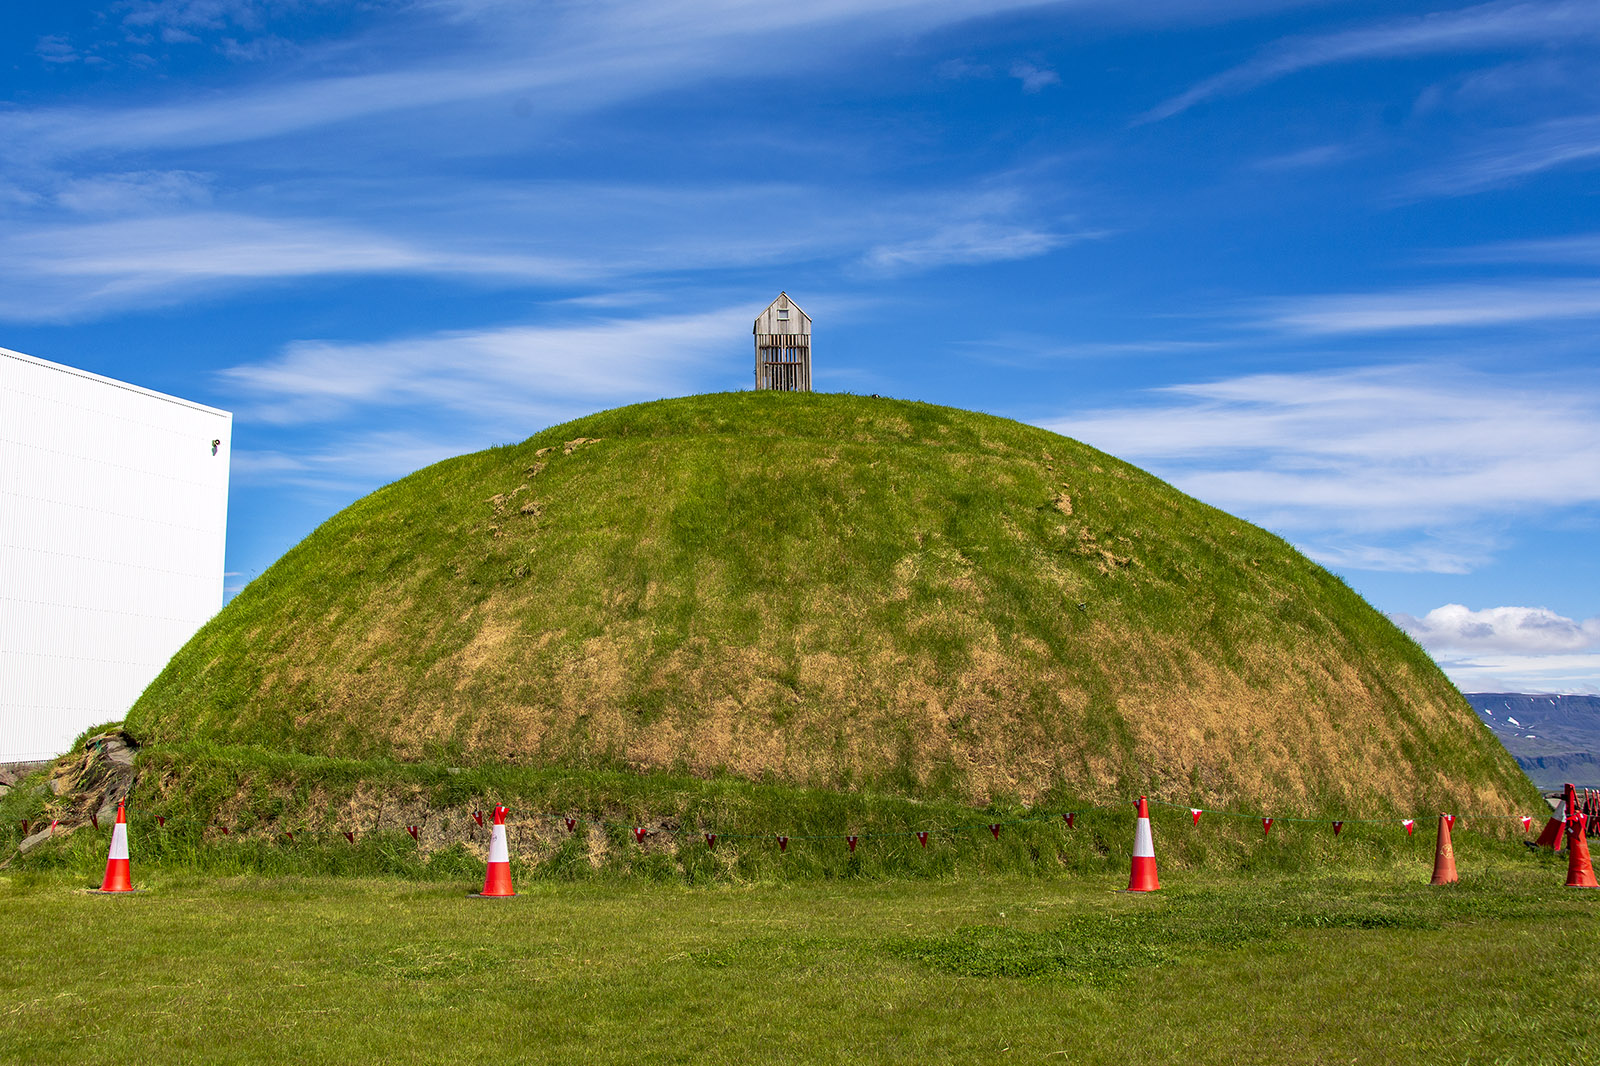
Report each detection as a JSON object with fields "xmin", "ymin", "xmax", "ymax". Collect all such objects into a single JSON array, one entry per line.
[{"xmin": 1465, "ymin": 693, "xmax": 1600, "ymax": 789}]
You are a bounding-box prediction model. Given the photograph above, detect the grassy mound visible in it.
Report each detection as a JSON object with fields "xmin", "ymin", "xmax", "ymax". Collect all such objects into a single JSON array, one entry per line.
[{"xmin": 126, "ymin": 392, "xmax": 1534, "ymax": 815}]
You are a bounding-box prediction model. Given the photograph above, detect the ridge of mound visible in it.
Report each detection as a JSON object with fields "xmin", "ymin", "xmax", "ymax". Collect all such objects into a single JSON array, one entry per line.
[{"xmin": 127, "ymin": 392, "xmax": 1534, "ymax": 813}]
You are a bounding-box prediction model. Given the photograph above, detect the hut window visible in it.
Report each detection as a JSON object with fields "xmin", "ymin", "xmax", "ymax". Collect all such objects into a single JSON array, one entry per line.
[{"xmin": 777, "ymin": 308, "xmax": 789, "ymax": 321}]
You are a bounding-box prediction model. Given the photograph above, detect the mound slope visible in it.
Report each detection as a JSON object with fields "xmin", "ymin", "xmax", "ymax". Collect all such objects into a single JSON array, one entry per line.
[{"xmin": 128, "ymin": 393, "xmax": 1533, "ymax": 812}]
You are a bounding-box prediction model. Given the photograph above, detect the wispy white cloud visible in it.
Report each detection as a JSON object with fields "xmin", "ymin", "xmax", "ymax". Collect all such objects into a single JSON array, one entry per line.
[
  {"xmin": 1041, "ymin": 364, "xmax": 1600, "ymax": 571},
  {"xmin": 5, "ymin": 1, "xmax": 1054, "ymax": 157},
  {"xmin": 1144, "ymin": 0, "xmax": 1600, "ymax": 122},
  {"xmin": 35, "ymin": 35, "xmax": 84, "ymax": 65},
  {"xmin": 121, "ymin": 0, "xmax": 287, "ymax": 33},
  {"xmin": 1458, "ymin": 231, "xmax": 1600, "ymax": 264},
  {"xmin": 1257, "ymin": 280, "xmax": 1600, "ymax": 333},
  {"xmin": 220, "ymin": 308, "xmax": 749, "ymax": 425},
  {"xmin": 1416, "ymin": 113, "xmax": 1600, "ymax": 195},
  {"xmin": 1431, "ymin": 652, "xmax": 1600, "ymax": 694},
  {"xmin": 1250, "ymin": 143, "xmax": 1356, "ymax": 171},
  {"xmin": 0, "ymin": 211, "xmax": 586, "ymax": 320},
  {"xmin": 862, "ymin": 222, "xmax": 1078, "ymax": 273},
  {"xmin": 955, "ymin": 335, "xmax": 1221, "ymax": 364},
  {"xmin": 1298, "ymin": 542, "xmax": 1496, "ymax": 577},
  {"xmin": 220, "ymin": 306, "xmax": 764, "ymax": 495},
  {"xmin": 52, "ymin": 170, "xmax": 214, "ymax": 214},
  {"xmin": 231, "ymin": 431, "xmax": 489, "ymax": 491},
  {"xmin": 0, "ymin": 171, "xmax": 1074, "ymax": 320},
  {"xmin": 1010, "ymin": 61, "xmax": 1060, "ymax": 93}
]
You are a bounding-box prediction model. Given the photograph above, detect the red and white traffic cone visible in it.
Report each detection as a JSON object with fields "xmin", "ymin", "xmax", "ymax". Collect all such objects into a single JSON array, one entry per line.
[
  {"xmin": 1566, "ymin": 811, "xmax": 1598, "ymax": 888},
  {"xmin": 470, "ymin": 805, "xmax": 515, "ymax": 898},
  {"xmin": 1534, "ymin": 789, "xmax": 1569, "ymax": 851},
  {"xmin": 1430, "ymin": 813, "xmax": 1458, "ymax": 885},
  {"xmin": 94, "ymin": 801, "xmax": 134, "ymax": 894},
  {"xmin": 1127, "ymin": 796, "xmax": 1159, "ymax": 892}
]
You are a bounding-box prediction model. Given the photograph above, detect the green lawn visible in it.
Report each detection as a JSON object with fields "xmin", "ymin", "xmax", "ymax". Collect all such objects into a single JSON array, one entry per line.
[{"xmin": 3, "ymin": 859, "xmax": 1595, "ymax": 1065}]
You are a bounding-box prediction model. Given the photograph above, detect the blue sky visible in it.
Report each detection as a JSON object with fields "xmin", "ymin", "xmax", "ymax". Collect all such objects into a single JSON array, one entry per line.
[{"xmin": 4, "ymin": 0, "xmax": 1598, "ymax": 693}]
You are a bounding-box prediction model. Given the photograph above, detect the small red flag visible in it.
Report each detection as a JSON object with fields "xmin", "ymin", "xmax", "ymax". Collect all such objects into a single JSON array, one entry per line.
[
  {"xmin": 917, "ymin": 831, "xmax": 929, "ymax": 848},
  {"xmin": 20, "ymin": 819, "xmax": 29, "ymax": 836},
  {"xmin": 1332, "ymin": 821, "xmax": 1344, "ymax": 836},
  {"xmin": 406, "ymin": 826, "xmax": 419, "ymax": 841},
  {"xmin": 1521, "ymin": 815, "xmax": 1533, "ymax": 832},
  {"xmin": 564, "ymin": 817, "xmax": 576, "ymax": 833},
  {"xmin": 1190, "ymin": 808, "xmax": 1202, "ymax": 826},
  {"xmin": 50, "ymin": 820, "xmax": 58, "ymax": 834},
  {"xmin": 777, "ymin": 835, "xmax": 788, "ymax": 851},
  {"xmin": 344, "ymin": 831, "xmax": 355, "ymax": 843},
  {"xmin": 704, "ymin": 832, "xmax": 716, "ymax": 848},
  {"xmin": 1403, "ymin": 819, "xmax": 1415, "ymax": 836},
  {"xmin": 91, "ymin": 812, "xmax": 99, "ymax": 830},
  {"xmin": 1262, "ymin": 818, "xmax": 1273, "ymax": 837},
  {"xmin": 1064, "ymin": 812, "xmax": 1075, "ymax": 828},
  {"xmin": 633, "ymin": 826, "xmax": 647, "ymax": 844},
  {"xmin": 847, "ymin": 835, "xmax": 858, "ymax": 851},
  {"xmin": 220, "ymin": 827, "xmax": 230, "ymax": 835},
  {"xmin": 473, "ymin": 810, "xmax": 485, "ymax": 827},
  {"xmin": 285, "ymin": 831, "xmax": 294, "ymax": 841},
  {"xmin": 1444, "ymin": 814, "xmax": 1456, "ymax": 829},
  {"xmin": 156, "ymin": 815, "xmax": 166, "ymax": 827},
  {"xmin": 989, "ymin": 824, "xmax": 1001, "ymax": 839}
]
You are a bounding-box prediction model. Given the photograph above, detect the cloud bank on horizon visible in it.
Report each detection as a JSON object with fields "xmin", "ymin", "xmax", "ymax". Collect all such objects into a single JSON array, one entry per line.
[
  {"xmin": 1394, "ymin": 605, "xmax": 1600, "ymax": 694},
  {"xmin": 3, "ymin": 0, "xmax": 1598, "ymax": 692}
]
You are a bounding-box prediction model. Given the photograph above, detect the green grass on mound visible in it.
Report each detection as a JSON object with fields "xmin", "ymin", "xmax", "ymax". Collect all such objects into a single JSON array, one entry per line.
[
  {"xmin": 124, "ymin": 392, "xmax": 1534, "ymax": 816},
  {"xmin": 2, "ymin": 863, "xmax": 1595, "ymax": 1065},
  {"xmin": 0, "ymin": 749, "xmax": 1543, "ymax": 887}
]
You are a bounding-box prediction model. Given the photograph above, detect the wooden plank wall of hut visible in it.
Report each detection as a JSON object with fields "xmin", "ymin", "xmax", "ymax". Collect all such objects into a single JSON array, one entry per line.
[{"xmin": 755, "ymin": 334, "xmax": 811, "ymax": 391}]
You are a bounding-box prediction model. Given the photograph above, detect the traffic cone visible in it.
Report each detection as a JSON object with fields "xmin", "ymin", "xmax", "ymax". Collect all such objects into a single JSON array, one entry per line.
[
  {"xmin": 94, "ymin": 800, "xmax": 134, "ymax": 894},
  {"xmin": 1566, "ymin": 812, "xmax": 1598, "ymax": 888},
  {"xmin": 1127, "ymin": 796, "xmax": 1159, "ymax": 892},
  {"xmin": 1534, "ymin": 789, "xmax": 1569, "ymax": 851},
  {"xmin": 470, "ymin": 805, "xmax": 515, "ymax": 898},
  {"xmin": 1429, "ymin": 813, "xmax": 1458, "ymax": 885}
]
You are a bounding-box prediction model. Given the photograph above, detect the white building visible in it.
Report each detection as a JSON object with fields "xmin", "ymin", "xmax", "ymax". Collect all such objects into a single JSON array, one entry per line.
[{"xmin": 0, "ymin": 347, "xmax": 231, "ymax": 762}]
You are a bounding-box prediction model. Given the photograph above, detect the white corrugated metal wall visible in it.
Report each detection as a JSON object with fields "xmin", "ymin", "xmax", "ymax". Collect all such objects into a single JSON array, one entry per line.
[{"xmin": 0, "ymin": 347, "xmax": 230, "ymax": 761}]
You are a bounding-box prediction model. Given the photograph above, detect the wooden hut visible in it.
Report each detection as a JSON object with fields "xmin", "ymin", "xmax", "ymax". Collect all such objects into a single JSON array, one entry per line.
[{"xmin": 753, "ymin": 293, "xmax": 811, "ymax": 391}]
